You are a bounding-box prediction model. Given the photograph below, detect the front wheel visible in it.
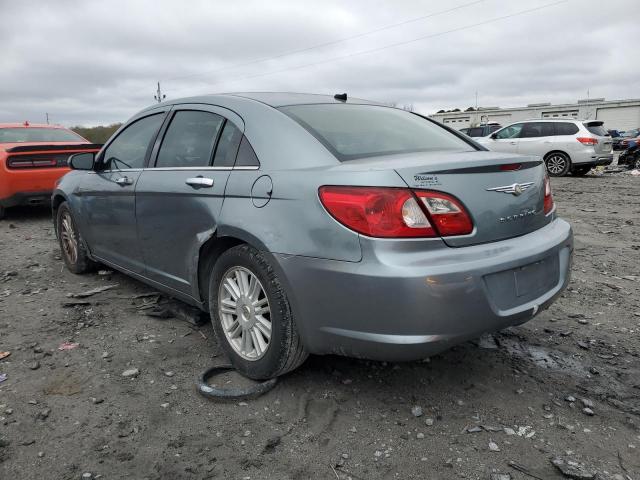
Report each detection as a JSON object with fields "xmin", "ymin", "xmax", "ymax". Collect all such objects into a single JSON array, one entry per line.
[
  {"xmin": 209, "ymin": 245, "xmax": 308, "ymax": 379},
  {"xmin": 56, "ymin": 202, "xmax": 96, "ymax": 274},
  {"xmin": 545, "ymin": 152, "xmax": 571, "ymax": 177}
]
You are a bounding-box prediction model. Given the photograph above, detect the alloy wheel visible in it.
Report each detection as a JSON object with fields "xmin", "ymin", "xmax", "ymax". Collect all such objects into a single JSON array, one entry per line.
[
  {"xmin": 60, "ymin": 211, "xmax": 78, "ymax": 264},
  {"xmin": 546, "ymin": 155, "xmax": 567, "ymax": 175},
  {"xmin": 218, "ymin": 266, "xmax": 272, "ymax": 361}
]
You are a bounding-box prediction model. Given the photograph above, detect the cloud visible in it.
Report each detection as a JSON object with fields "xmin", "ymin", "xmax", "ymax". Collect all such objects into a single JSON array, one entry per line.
[{"xmin": 1, "ymin": 0, "xmax": 638, "ymax": 125}]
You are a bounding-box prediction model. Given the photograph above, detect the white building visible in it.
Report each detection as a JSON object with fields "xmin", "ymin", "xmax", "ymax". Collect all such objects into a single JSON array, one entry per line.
[{"xmin": 428, "ymin": 98, "xmax": 640, "ymax": 131}]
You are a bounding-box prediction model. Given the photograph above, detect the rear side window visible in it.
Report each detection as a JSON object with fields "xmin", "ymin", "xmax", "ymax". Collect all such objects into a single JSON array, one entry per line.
[
  {"xmin": 103, "ymin": 114, "xmax": 164, "ymax": 170},
  {"xmin": 555, "ymin": 123, "xmax": 579, "ymax": 136},
  {"xmin": 280, "ymin": 104, "xmax": 473, "ymax": 161},
  {"xmin": 213, "ymin": 121, "xmax": 243, "ymax": 167},
  {"xmin": 234, "ymin": 136, "xmax": 260, "ymax": 167},
  {"xmin": 467, "ymin": 127, "xmax": 486, "ymax": 137},
  {"xmin": 584, "ymin": 123, "xmax": 608, "ymax": 136},
  {"xmin": 521, "ymin": 122, "xmax": 555, "ymax": 138},
  {"xmin": 156, "ymin": 111, "xmax": 223, "ymax": 168}
]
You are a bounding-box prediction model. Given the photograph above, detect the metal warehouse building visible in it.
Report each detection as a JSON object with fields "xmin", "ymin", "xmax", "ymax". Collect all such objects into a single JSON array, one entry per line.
[{"xmin": 429, "ymin": 98, "xmax": 640, "ymax": 131}]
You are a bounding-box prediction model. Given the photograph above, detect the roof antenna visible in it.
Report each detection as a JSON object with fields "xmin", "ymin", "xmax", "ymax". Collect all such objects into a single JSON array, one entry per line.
[{"xmin": 334, "ymin": 93, "xmax": 347, "ymax": 102}]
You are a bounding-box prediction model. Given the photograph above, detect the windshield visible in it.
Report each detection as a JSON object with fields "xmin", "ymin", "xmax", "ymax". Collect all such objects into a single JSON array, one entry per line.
[
  {"xmin": 280, "ymin": 104, "xmax": 475, "ymax": 161},
  {"xmin": 0, "ymin": 127, "xmax": 86, "ymax": 143}
]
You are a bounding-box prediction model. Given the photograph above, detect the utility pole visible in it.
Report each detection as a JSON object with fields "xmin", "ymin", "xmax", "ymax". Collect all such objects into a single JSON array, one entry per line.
[
  {"xmin": 45, "ymin": 113, "xmax": 49, "ymax": 124},
  {"xmin": 154, "ymin": 82, "xmax": 166, "ymax": 103}
]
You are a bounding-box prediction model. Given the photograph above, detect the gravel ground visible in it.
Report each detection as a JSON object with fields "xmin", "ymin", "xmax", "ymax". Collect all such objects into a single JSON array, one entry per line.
[{"xmin": 0, "ymin": 171, "xmax": 639, "ymax": 480}]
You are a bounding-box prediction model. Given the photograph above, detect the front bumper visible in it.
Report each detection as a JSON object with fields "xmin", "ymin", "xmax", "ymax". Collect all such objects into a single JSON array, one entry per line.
[{"xmin": 274, "ymin": 218, "xmax": 573, "ymax": 361}]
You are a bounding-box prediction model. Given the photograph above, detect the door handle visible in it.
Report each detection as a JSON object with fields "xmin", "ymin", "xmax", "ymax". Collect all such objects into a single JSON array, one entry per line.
[
  {"xmin": 115, "ymin": 176, "xmax": 133, "ymax": 186},
  {"xmin": 185, "ymin": 177, "xmax": 214, "ymax": 188},
  {"xmin": 510, "ymin": 142, "xmax": 517, "ymax": 145}
]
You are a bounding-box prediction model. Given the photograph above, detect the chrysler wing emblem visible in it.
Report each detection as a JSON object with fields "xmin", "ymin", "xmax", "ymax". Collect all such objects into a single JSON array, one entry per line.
[{"xmin": 486, "ymin": 182, "xmax": 534, "ymax": 196}]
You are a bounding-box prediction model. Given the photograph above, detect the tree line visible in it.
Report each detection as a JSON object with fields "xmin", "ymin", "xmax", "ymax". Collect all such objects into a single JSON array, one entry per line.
[{"xmin": 71, "ymin": 123, "xmax": 122, "ymax": 144}]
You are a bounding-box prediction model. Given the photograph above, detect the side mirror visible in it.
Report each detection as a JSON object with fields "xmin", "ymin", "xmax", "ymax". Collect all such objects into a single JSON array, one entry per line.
[
  {"xmin": 68, "ymin": 152, "xmax": 95, "ymax": 170},
  {"xmin": 490, "ymin": 132, "xmax": 498, "ymax": 139}
]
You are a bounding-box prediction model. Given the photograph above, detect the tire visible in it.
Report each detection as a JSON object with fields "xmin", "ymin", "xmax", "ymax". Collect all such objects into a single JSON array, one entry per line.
[
  {"xmin": 545, "ymin": 152, "xmax": 571, "ymax": 177},
  {"xmin": 572, "ymin": 166, "xmax": 591, "ymax": 176},
  {"xmin": 56, "ymin": 202, "xmax": 96, "ymax": 274},
  {"xmin": 0, "ymin": 206, "xmax": 5, "ymax": 220},
  {"xmin": 209, "ymin": 244, "xmax": 308, "ymax": 380},
  {"xmin": 634, "ymin": 155, "xmax": 640, "ymax": 170}
]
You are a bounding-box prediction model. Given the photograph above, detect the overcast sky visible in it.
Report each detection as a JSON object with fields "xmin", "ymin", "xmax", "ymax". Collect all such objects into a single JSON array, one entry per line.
[{"xmin": 1, "ymin": 0, "xmax": 638, "ymax": 126}]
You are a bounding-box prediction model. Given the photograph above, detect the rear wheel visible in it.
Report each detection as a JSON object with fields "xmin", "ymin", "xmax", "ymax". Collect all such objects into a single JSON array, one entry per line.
[
  {"xmin": 545, "ymin": 152, "xmax": 571, "ymax": 177},
  {"xmin": 572, "ymin": 166, "xmax": 591, "ymax": 176},
  {"xmin": 56, "ymin": 202, "xmax": 96, "ymax": 274},
  {"xmin": 209, "ymin": 244, "xmax": 308, "ymax": 379}
]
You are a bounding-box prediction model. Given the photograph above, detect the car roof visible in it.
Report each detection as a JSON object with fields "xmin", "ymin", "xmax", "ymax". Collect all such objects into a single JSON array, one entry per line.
[
  {"xmin": 167, "ymin": 92, "xmax": 382, "ymax": 108},
  {"xmin": 0, "ymin": 123, "xmax": 69, "ymax": 129}
]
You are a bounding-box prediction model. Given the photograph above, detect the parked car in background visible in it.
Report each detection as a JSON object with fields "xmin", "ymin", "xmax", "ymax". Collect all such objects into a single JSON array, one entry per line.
[
  {"xmin": 52, "ymin": 93, "xmax": 573, "ymax": 379},
  {"xmin": 0, "ymin": 122, "xmax": 101, "ymax": 219},
  {"xmin": 618, "ymin": 142, "xmax": 640, "ymax": 170},
  {"xmin": 476, "ymin": 119, "xmax": 613, "ymax": 176},
  {"xmin": 618, "ymin": 129, "xmax": 640, "ymax": 150},
  {"xmin": 461, "ymin": 123, "xmax": 502, "ymax": 138}
]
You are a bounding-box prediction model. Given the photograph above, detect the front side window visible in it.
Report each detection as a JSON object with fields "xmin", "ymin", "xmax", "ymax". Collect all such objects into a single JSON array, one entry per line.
[
  {"xmin": 102, "ymin": 114, "xmax": 164, "ymax": 170},
  {"xmin": 280, "ymin": 104, "xmax": 474, "ymax": 161},
  {"xmin": 495, "ymin": 123, "xmax": 523, "ymax": 139},
  {"xmin": 0, "ymin": 127, "xmax": 86, "ymax": 143},
  {"xmin": 156, "ymin": 111, "xmax": 224, "ymax": 168}
]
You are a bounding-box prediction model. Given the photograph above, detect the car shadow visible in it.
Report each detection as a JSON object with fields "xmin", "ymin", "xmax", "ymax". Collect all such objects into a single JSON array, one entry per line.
[{"xmin": 1, "ymin": 204, "xmax": 51, "ymax": 222}]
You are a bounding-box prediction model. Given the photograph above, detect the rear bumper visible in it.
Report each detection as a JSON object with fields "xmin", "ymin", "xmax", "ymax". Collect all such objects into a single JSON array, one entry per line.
[
  {"xmin": 0, "ymin": 190, "xmax": 52, "ymax": 208},
  {"xmin": 274, "ymin": 218, "xmax": 573, "ymax": 361},
  {"xmin": 572, "ymin": 153, "xmax": 613, "ymax": 167}
]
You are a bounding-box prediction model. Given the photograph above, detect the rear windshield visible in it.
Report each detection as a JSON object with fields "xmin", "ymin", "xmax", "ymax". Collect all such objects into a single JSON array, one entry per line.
[
  {"xmin": 280, "ymin": 104, "xmax": 474, "ymax": 161},
  {"xmin": 0, "ymin": 128, "xmax": 85, "ymax": 143},
  {"xmin": 584, "ymin": 123, "xmax": 608, "ymax": 136}
]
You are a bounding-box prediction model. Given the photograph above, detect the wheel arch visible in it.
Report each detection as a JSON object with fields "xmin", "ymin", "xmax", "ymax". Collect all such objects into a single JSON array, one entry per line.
[
  {"xmin": 543, "ymin": 150, "xmax": 571, "ymax": 162},
  {"xmin": 51, "ymin": 191, "xmax": 70, "ymax": 236},
  {"xmin": 196, "ymin": 227, "xmax": 270, "ymax": 306}
]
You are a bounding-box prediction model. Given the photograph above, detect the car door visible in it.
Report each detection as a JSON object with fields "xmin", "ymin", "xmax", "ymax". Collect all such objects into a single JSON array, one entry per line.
[
  {"xmin": 485, "ymin": 123, "xmax": 523, "ymax": 153},
  {"xmin": 135, "ymin": 105, "xmax": 244, "ymax": 297},
  {"xmin": 517, "ymin": 122, "xmax": 555, "ymax": 156},
  {"xmin": 78, "ymin": 111, "xmax": 167, "ymax": 273}
]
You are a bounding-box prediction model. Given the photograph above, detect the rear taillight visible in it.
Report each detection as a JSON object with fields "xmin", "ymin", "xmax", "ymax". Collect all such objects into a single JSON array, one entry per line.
[
  {"xmin": 7, "ymin": 157, "xmax": 57, "ymax": 168},
  {"xmin": 576, "ymin": 137, "xmax": 598, "ymax": 146},
  {"xmin": 318, "ymin": 186, "xmax": 473, "ymax": 238},
  {"xmin": 543, "ymin": 175, "xmax": 554, "ymax": 215}
]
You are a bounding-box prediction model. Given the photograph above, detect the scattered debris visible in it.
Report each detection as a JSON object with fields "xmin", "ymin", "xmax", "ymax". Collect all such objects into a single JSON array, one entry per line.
[
  {"xmin": 0, "ymin": 351, "xmax": 10, "ymax": 360},
  {"xmin": 411, "ymin": 405, "xmax": 423, "ymax": 417},
  {"xmin": 0, "ymin": 373, "xmax": 7, "ymax": 383},
  {"xmin": 488, "ymin": 440, "xmax": 500, "ymax": 452},
  {"xmin": 551, "ymin": 457, "xmax": 596, "ymax": 479},
  {"xmin": 58, "ymin": 342, "xmax": 79, "ymax": 351},
  {"xmin": 67, "ymin": 284, "xmax": 118, "ymax": 298},
  {"xmin": 121, "ymin": 368, "xmax": 140, "ymax": 378}
]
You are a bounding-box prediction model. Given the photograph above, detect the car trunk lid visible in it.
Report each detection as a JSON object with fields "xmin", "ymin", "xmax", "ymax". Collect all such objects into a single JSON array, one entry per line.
[{"xmin": 371, "ymin": 151, "xmax": 551, "ymax": 247}]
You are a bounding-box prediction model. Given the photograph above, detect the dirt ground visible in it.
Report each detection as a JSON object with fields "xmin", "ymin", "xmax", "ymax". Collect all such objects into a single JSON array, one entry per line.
[{"xmin": 1, "ymin": 171, "xmax": 639, "ymax": 480}]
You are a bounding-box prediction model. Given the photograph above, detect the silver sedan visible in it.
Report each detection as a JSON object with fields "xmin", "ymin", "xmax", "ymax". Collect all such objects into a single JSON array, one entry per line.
[{"xmin": 53, "ymin": 93, "xmax": 573, "ymax": 379}]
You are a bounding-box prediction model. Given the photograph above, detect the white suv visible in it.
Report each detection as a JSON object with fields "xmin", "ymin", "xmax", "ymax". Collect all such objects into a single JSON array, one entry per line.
[{"xmin": 476, "ymin": 119, "xmax": 613, "ymax": 176}]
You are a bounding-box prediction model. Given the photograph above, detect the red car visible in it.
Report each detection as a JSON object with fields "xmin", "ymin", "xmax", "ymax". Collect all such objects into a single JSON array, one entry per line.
[{"xmin": 0, "ymin": 122, "xmax": 101, "ymax": 218}]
